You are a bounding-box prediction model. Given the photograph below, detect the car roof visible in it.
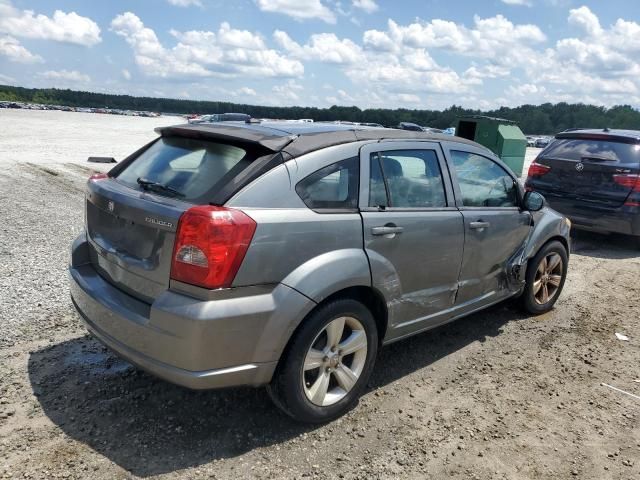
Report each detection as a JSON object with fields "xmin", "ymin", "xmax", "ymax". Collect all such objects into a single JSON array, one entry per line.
[{"xmin": 155, "ymin": 121, "xmax": 484, "ymax": 158}]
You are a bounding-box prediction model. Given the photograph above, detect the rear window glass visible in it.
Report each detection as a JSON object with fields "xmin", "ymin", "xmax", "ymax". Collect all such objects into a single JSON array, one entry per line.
[
  {"xmin": 541, "ymin": 138, "xmax": 640, "ymax": 164},
  {"xmin": 116, "ymin": 137, "xmax": 252, "ymax": 203},
  {"xmin": 295, "ymin": 157, "xmax": 359, "ymax": 211}
]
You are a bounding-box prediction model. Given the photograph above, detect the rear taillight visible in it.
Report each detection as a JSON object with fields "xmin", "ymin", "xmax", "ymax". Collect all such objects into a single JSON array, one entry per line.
[
  {"xmin": 613, "ymin": 174, "xmax": 640, "ymax": 192},
  {"xmin": 89, "ymin": 173, "xmax": 109, "ymax": 181},
  {"xmin": 170, "ymin": 206, "xmax": 256, "ymax": 289},
  {"xmin": 527, "ymin": 161, "xmax": 551, "ymax": 178}
]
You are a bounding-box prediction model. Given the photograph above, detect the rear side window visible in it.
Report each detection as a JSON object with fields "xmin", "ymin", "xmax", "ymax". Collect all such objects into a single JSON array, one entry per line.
[
  {"xmin": 296, "ymin": 157, "xmax": 359, "ymax": 211},
  {"xmin": 116, "ymin": 137, "xmax": 252, "ymax": 203},
  {"xmin": 542, "ymin": 138, "xmax": 640, "ymax": 164}
]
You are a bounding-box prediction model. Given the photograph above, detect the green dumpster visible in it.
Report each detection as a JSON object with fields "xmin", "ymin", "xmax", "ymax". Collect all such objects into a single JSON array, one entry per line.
[{"xmin": 456, "ymin": 116, "xmax": 527, "ymax": 176}]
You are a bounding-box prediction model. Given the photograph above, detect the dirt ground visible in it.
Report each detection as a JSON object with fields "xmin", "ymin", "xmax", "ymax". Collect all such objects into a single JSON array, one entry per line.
[{"xmin": 0, "ymin": 109, "xmax": 638, "ymax": 479}]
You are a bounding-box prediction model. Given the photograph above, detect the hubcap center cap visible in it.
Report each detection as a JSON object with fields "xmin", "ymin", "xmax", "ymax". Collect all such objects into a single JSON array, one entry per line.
[{"xmin": 327, "ymin": 353, "xmax": 340, "ymax": 369}]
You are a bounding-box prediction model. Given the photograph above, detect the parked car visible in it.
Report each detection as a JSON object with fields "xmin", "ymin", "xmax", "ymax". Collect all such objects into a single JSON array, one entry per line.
[
  {"xmin": 397, "ymin": 122, "xmax": 424, "ymax": 132},
  {"xmin": 526, "ymin": 129, "xmax": 640, "ymax": 246},
  {"xmin": 70, "ymin": 122, "xmax": 570, "ymax": 422},
  {"xmin": 535, "ymin": 137, "xmax": 551, "ymax": 148},
  {"xmin": 189, "ymin": 112, "xmax": 250, "ymax": 124},
  {"xmin": 526, "ymin": 136, "xmax": 537, "ymax": 147}
]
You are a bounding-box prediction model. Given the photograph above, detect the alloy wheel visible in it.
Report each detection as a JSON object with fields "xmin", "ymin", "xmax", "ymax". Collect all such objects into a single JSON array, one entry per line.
[
  {"xmin": 533, "ymin": 253, "xmax": 563, "ymax": 305},
  {"xmin": 302, "ymin": 316, "xmax": 368, "ymax": 407}
]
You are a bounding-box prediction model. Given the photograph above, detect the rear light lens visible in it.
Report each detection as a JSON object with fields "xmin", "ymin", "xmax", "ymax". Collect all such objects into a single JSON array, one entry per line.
[
  {"xmin": 613, "ymin": 174, "xmax": 640, "ymax": 192},
  {"xmin": 527, "ymin": 161, "xmax": 551, "ymax": 178},
  {"xmin": 170, "ymin": 206, "xmax": 256, "ymax": 289},
  {"xmin": 89, "ymin": 173, "xmax": 109, "ymax": 181}
]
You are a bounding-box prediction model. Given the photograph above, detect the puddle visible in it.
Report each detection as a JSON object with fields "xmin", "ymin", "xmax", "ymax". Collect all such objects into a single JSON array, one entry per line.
[{"xmin": 64, "ymin": 343, "xmax": 132, "ymax": 375}]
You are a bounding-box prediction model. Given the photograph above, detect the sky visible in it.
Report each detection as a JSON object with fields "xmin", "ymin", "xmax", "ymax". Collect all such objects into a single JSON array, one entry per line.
[{"xmin": 1, "ymin": 0, "xmax": 640, "ymax": 111}]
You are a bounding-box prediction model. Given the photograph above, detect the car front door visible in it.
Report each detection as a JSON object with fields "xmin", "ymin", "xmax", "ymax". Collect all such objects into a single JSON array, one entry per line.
[
  {"xmin": 359, "ymin": 142, "xmax": 465, "ymax": 339},
  {"xmin": 443, "ymin": 144, "xmax": 532, "ymax": 308}
]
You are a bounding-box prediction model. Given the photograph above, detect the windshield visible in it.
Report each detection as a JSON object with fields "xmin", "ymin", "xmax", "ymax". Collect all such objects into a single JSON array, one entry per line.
[{"xmin": 116, "ymin": 137, "xmax": 251, "ymax": 203}]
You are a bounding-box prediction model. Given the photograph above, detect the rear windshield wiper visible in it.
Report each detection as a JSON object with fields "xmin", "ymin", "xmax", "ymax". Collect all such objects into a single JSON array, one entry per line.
[{"xmin": 137, "ymin": 177, "xmax": 184, "ymax": 197}]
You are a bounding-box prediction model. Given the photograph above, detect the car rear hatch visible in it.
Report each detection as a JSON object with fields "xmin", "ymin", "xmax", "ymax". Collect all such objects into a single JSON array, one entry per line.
[
  {"xmin": 528, "ymin": 132, "xmax": 640, "ymax": 209},
  {"xmin": 85, "ymin": 133, "xmax": 284, "ymax": 303}
]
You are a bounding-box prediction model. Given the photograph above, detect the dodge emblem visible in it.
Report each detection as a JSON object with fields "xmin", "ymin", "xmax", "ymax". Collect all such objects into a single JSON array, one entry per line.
[
  {"xmin": 575, "ymin": 162, "xmax": 584, "ymax": 172},
  {"xmin": 108, "ymin": 200, "xmax": 115, "ymax": 212}
]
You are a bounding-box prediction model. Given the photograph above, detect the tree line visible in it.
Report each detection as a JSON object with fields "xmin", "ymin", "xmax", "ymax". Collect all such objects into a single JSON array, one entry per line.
[{"xmin": 1, "ymin": 85, "xmax": 639, "ymax": 134}]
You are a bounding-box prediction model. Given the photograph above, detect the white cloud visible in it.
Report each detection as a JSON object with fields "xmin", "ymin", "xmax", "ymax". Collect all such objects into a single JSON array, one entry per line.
[
  {"xmin": 352, "ymin": 0, "xmax": 379, "ymax": 14},
  {"xmin": 568, "ymin": 5, "xmax": 602, "ymax": 36},
  {"xmin": 373, "ymin": 15, "xmax": 546, "ymax": 61},
  {"xmin": 167, "ymin": 0, "xmax": 202, "ymax": 7},
  {"xmin": 255, "ymin": 0, "xmax": 336, "ymax": 24},
  {"xmin": 508, "ymin": 83, "xmax": 546, "ymax": 96},
  {"xmin": 272, "ymin": 79, "xmax": 304, "ymax": 104},
  {"xmin": 363, "ymin": 29, "xmax": 395, "ymax": 52},
  {"xmin": 501, "ymin": 0, "xmax": 532, "ymax": 6},
  {"xmin": 236, "ymin": 87, "xmax": 257, "ymax": 96},
  {"xmin": 39, "ymin": 69, "xmax": 91, "ymax": 83},
  {"xmin": 274, "ymin": 30, "xmax": 362, "ymax": 64},
  {"xmin": 122, "ymin": 69, "xmax": 131, "ymax": 80},
  {"xmin": 111, "ymin": 12, "xmax": 303, "ymax": 79},
  {"xmin": 0, "ymin": 0, "xmax": 101, "ymax": 46},
  {"xmin": 0, "ymin": 34, "xmax": 42, "ymax": 63}
]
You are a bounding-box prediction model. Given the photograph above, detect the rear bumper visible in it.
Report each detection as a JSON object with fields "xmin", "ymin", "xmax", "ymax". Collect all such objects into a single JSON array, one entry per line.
[
  {"xmin": 69, "ymin": 234, "xmax": 315, "ymax": 389},
  {"xmin": 540, "ymin": 195, "xmax": 640, "ymax": 236}
]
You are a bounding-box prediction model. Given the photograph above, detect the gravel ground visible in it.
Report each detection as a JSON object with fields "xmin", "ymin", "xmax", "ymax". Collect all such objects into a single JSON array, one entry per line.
[{"xmin": 0, "ymin": 109, "xmax": 639, "ymax": 479}]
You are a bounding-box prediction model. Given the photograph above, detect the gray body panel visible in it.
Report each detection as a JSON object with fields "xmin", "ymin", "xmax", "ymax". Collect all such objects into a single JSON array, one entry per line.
[
  {"xmin": 69, "ymin": 126, "xmax": 571, "ymax": 390},
  {"xmin": 85, "ymin": 178, "xmax": 187, "ymax": 303}
]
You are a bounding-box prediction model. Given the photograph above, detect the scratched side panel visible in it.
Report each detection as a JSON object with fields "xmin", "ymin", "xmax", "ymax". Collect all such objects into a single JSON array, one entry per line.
[{"xmin": 361, "ymin": 210, "xmax": 465, "ymax": 341}]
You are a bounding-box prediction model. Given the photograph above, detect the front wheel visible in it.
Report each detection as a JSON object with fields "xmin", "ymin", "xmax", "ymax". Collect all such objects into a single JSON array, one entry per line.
[
  {"xmin": 521, "ymin": 240, "xmax": 568, "ymax": 314},
  {"xmin": 267, "ymin": 298, "xmax": 378, "ymax": 423}
]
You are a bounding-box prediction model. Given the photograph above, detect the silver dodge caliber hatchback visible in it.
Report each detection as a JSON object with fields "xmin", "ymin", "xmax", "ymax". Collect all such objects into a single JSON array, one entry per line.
[{"xmin": 70, "ymin": 122, "xmax": 571, "ymax": 422}]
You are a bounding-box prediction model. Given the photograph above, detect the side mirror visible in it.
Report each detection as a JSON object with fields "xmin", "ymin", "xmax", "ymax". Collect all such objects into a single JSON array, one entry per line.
[
  {"xmin": 88, "ymin": 156, "xmax": 116, "ymax": 164},
  {"xmin": 523, "ymin": 191, "xmax": 545, "ymax": 212}
]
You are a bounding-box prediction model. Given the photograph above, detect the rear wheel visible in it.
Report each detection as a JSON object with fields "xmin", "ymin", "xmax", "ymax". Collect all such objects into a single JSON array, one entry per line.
[
  {"xmin": 268, "ymin": 298, "xmax": 378, "ymax": 423},
  {"xmin": 521, "ymin": 241, "xmax": 568, "ymax": 314}
]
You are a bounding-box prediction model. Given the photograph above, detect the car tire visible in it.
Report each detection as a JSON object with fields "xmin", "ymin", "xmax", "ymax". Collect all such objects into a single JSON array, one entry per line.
[
  {"xmin": 267, "ymin": 298, "xmax": 378, "ymax": 423},
  {"xmin": 521, "ymin": 240, "xmax": 568, "ymax": 315}
]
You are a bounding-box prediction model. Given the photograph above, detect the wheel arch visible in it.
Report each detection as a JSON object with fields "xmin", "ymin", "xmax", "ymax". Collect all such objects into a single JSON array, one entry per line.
[{"xmin": 275, "ymin": 284, "xmax": 389, "ymax": 371}]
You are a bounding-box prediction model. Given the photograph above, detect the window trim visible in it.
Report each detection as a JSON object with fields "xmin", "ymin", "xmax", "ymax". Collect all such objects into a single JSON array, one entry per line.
[
  {"xmin": 358, "ymin": 141, "xmax": 456, "ymax": 212},
  {"xmin": 295, "ymin": 156, "xmax": 360, "ymax": 214},
  {"xmin": 443, "ymin": 144, "xmax": 522, "ymax": 210}
]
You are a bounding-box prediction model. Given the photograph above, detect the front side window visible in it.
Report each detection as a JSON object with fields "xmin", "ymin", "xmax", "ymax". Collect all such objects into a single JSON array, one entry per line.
[
  {"xmin": 296, "ymin": 157, "xmax": 359, "ymax": 211},
  {"xmin": 369, "ymin": 149, "xmax": 447, "ymax": 208},
  {"xmin": 451, "ymin": 150, "xmax": 517, "ymax": 207}
]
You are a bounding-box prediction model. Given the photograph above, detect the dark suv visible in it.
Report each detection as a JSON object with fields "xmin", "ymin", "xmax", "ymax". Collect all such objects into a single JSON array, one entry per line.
[{"xmin": 525, "ymin": 129, "xmax": 640, "ymax": 246}]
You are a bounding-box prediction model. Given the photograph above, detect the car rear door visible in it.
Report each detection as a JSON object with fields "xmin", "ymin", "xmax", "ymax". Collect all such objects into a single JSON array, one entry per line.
[
  {"xmin": 528, "ymin": 134, "xmax": 640, "ymax": 208},
  {"xmin": 359, "ymin": 141, "xmax": 464, "ymax": 338},
  {"xmin": 443, "ymin": 144, "xmax": 532, "ymax": 307}
]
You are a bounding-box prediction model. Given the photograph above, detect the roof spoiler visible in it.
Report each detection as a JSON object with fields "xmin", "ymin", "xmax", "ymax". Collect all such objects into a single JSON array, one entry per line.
[
  {"xmin": 555, "ymin": 131, "xmax": 640, "ymax": 144},
  {"xmin": 154, "ymin": 123, "xmax": 296, "ymax": 151}
]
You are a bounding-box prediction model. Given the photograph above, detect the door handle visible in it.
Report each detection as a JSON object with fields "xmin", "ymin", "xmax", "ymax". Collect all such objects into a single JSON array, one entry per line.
[
  {"xmin": 371, "ymin": 225, "xmax": 404, "ymax": 236},
  {"xmin": 469, "ymin": 221, "xmax": 490, "ymax": 230}
]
